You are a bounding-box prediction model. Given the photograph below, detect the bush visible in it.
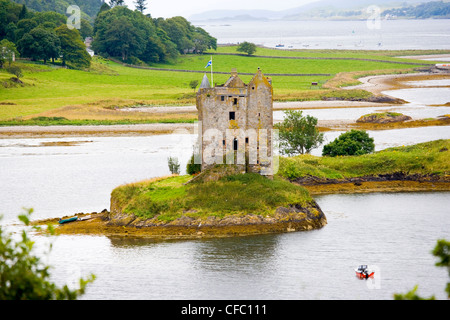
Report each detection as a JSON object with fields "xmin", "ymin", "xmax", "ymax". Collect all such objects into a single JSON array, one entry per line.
[
  {"xmin": 236, "ymin": 41, "xmax": 257, "ymax": 55},
  {"xmin": 167, "ymin": 156, "xmax": 180, "ymax": 174},
  {"xmin": 6, "ymin": 65, "xmax": 23, "ymax": 79},
  {"xmin": 322, "ymin": 130, "xmax": 375, "ymax": 157},
  {"xmin": 0, "ymin": 209, "xmax": 95, "ymax": 300},
  {"xmin": 186, "ymin": 154, "xmax": 201, "ymax": 175}
]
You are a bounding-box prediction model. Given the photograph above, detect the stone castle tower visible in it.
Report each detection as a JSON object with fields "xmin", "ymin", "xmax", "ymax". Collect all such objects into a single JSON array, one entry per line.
[{"xmin": 195, "ymin": 68, "xmax": 274, "ymax": 177}]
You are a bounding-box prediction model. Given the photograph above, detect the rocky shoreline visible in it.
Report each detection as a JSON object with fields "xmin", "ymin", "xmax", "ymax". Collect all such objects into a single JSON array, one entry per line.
[
  {"xmin": 296, "ymin": 173, "xmax": 450, "ymax": 195},
  {"xmin": 38, "ymin": 172, "xmax": 450, "ymax": 239},
  {"xmin": 48, "ymin": 200, "xmax": 327, "ymax": 239}
]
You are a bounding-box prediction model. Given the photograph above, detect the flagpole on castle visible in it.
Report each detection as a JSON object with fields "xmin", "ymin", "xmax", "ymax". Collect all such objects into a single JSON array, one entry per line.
[{"xmin": 210, "ymin": 55, "xmax": 213, "ymax": 87}]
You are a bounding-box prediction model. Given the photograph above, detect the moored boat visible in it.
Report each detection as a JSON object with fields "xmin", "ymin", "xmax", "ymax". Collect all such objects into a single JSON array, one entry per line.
[
  {"xmin": 355, "ymin": 265, "xmax": 374, "ymax": 279},
  {"xmin": 59, "ymin": 216, "xmax": 78, "ymax": 224}
]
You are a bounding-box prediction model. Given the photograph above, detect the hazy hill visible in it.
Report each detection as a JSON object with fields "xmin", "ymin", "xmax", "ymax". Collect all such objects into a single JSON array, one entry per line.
[{"xmin": 189, "ymin": 0, "xmax": 445, "ymax": 21}]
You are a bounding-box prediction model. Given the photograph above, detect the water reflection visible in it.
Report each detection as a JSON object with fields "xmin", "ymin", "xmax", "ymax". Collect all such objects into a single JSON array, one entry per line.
[{"xmin": 193, "ymin": 234, "xmax": 279, "ymax": 272}]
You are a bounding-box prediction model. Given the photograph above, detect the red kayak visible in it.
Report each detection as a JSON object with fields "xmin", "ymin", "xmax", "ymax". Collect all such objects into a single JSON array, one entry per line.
[{"xmin": 355, "ymin": 265, "xmax": 374, "ymax": 279}]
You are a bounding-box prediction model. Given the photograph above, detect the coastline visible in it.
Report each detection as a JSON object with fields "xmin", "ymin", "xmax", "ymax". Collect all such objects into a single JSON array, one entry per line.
[{"xmin": 35, "ymin": 175, "xmax": 450, "ymax": 239}]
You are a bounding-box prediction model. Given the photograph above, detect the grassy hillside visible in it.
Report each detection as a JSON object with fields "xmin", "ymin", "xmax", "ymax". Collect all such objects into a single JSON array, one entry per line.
[{"xmin": 0, "ymin": 46, "xmax": 440, "ymax": 122}]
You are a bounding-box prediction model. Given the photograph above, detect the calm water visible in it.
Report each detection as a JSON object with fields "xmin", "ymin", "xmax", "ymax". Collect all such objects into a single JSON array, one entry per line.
[
  {"xmin": 37, "ymin": 192, "xmax": 448, "ymax": 300},
  {"xmin": 197, "ymin": 19, "xmax": 450, "ymax": 50},
  {"xmin": 274, "ymin": 79, "xmax": 450, "ymax": 123}
]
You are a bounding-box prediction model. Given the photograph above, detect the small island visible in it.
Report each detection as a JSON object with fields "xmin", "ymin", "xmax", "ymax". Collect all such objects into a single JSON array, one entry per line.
[
  {"xmin": 356, "ymin": 112, "xmax": 412, "ymax": 124},
  {"xmin": 51, "ymin": 166, "xmax": 327, "ymax": 239}
]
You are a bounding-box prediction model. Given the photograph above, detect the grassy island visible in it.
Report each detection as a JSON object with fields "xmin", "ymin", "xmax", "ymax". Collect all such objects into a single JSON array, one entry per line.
[{"xmin": 279, "ymin": 139, "xmax": 450, "ymax": 194}]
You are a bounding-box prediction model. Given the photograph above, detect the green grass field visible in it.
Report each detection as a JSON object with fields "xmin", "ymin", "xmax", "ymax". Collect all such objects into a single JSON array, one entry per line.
[{"xmin": 0, "ymin": 46, "xmax": 442, "ymax": 122}]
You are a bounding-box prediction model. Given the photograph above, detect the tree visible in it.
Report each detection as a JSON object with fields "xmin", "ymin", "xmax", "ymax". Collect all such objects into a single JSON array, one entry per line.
[
  {"xmin": 168, "ymin": 156, "xmax": 180, "ymax": 174},
  {"xmin": 322, "ymin": 130, "xmax": 375, "ymax": 157},
  {"xmin": 237, "ymin": 41, "xmax": 257, "ymax": 55},
  {"xmin": 134, "ymin": 0, "xmax": 147, "ymax": 13},
  {"xmin": 189, "ymin": 80, "xmax": 198, "ymax": 92},
  {"xmin": 0, "ymin": 39, "xmax": 19, "ymax": 68},
  {"xmin": 18, "ymin": 4, "xmax": 28, "ymax": 20},
  {"xmin": 17, "ymin": 27, "xmax": 60, "ymax": 63},
  {"xmin": 55, "ymin": 24, "xmax": 91, "ymax": 69},
  {"xmin": 6, "ymin": 65, "xmax": 22, "ymax": 80},
  {"xmin": 0, "ymin": 209, "xmax": 95, "ymax": 300},
  {"xmin": 275, "ymin": 110, "xmax": 324, "ymax": 156}
]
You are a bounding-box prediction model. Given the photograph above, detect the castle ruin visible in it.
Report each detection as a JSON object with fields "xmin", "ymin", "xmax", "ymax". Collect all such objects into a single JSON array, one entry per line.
[{"xmin": 195, "ymin": 68, "xmax": 275, "ymax": 177}]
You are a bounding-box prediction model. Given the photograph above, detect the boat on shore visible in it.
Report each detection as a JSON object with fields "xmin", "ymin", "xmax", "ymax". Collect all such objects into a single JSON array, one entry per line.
[{"xmin": 59, "ymin": 216, "xmax": 78, "ymax": 224}]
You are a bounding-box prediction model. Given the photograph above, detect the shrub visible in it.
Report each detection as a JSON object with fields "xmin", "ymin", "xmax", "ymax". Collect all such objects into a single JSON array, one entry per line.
[
  {"xmin": 167, "ymin": 156, "xmax": 180, "ymax": 174},
  {"xmin": 0, "ymin": 209, "xmax": 95, "ymax": 300},
  {"xmin": 186, "ymin": 154, "xmax": 201, "ymax": 175},
  {"xmin": 236, "ymin": 41, "xmax": 257, "ymax": 55},
  {"xmin": 322, "ymin": 129, "xmax": 375, "ymax": 157}
]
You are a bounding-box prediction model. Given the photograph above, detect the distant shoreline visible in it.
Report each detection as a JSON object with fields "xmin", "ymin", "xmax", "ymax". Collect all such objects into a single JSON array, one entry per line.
[{"xmin": 1, "ymin": 71, "xmax": 448, "ymax": 138}]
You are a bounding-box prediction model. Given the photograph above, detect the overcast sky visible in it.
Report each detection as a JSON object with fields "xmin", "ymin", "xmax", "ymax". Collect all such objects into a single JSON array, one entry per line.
[{"xmin": 123, "ymin": 0, "xmax": 320, "ymax": 19}]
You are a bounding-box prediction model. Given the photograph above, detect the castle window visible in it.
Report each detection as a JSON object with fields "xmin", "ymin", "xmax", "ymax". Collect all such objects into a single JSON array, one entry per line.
[
  {"xmin": 233, "ymin": 98, "xmax": 238, "ymax": 105},
  {"xmin": 233, "ymin": 138, "xmax": 238, "ymax": 151},
  {"xmin": 221, "ymin": 96, "xmax": 225, "ymax": 101},
  {"xmin": 229, "ymin": 111, "xmax": 235, "ymax": 120},
  {"xmin": 252, "ymin": 87, "xmax": 255, "ymax": 90},
  {"xmin": 223, "ymin": 140, "xmax": 226, "ymax": 146},
  {"xmin": 245, "ymin": 137, "xmax": 249, "ymax": 143}
]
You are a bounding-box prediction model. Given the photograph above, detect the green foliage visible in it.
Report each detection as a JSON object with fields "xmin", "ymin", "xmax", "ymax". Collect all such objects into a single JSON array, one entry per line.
[
  {"xmin": 278, "ymin": 140, "xmax": 450, "ymax": 180},
  {"xmin": 17, "ymin": 26, "xmax": 61, "ymax": 63},
  {"xmin": 393, "ymin": 285, "xmax": 435, "ymax": 300},
  {"xmin": 167, "ymin": 156, "xmax": 180, "ymax": 174},
  {"xmin": 186, "ymin": 154, "xmax": 201, "ymax": 175},
  {"xmin": 134, "ymin": 0, "xmax": 146, "ymax": 13},
  {"xmin": 0, "ymin": 208, "xmax": 95, "ymax": 300},
  {"xmin": 322, "ymin": 130, "xmax": 375, "ymax": 157},
  {"xmin": 0, "ymin": 39, "xmax": 18, "ymax": 67},
  {"xmin": 237, "ymin": 41, "xmax": 257, "ymax": 55},
  {"xmin": 55, "ymin": 24, "xmax": 91, "ymax": 69},
  {"xmin": 275, "ymin": 110, "xmax": 324, "ymax": 156},
  {"xmin": 112, "ymin": 172, "xmax": 313, "ymax": 221},
  {"xmin": 432, "ymin": 239, "xmax": 450, "ymax": 298},
  {"xmin": 5, "ymin": 64, "xmax": 22, "ymax": 78},
  {"xmin": 11, "ymin": 0, "xmax": 103, "ymax": 20},
  {"xmin": 155, "ymin": 16, "xmax": 216, "ymax": 55},
  {"xmin": 93, "ymin": 6, "xmax": 172, "ymax": 63},
  {"xmin": 189, "ymin": 79, "xmax": 198, "ymax": 91}
]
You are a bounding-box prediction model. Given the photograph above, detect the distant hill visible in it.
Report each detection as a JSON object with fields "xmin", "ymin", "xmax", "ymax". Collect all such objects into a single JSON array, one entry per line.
[
  {"xmin": 11, "ymin": 0, "xmax": 103, "ymax": 20},
  {"xmin": 383, "ymin": 1, "xmax": 450, "ymax": 19},
  {"xmin": 189, "ymin": 0, "xmax": 447, "ymax": 21}
]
